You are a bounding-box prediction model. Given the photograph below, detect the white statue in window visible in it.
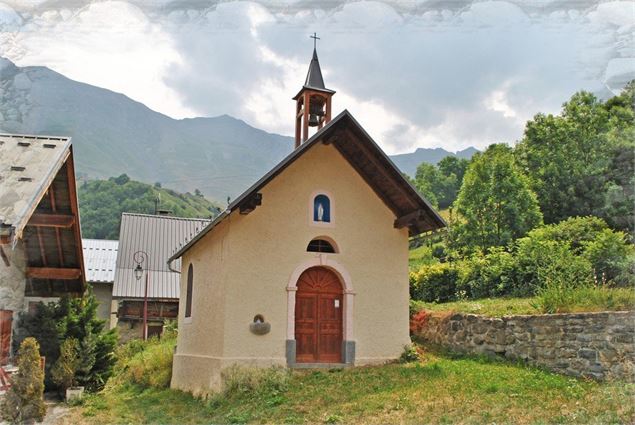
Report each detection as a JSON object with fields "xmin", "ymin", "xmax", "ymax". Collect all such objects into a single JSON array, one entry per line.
[{"xmin": 317, "ymin": 202, "xmax": 325, "ymax": 221}]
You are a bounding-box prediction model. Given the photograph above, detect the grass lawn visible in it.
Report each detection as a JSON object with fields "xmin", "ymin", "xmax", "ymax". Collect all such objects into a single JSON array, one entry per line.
[
  {"xmin": 411, "ymin": 287, "xmax": 635, "ymax": 318},
  {"xmin": 411, "ymin": 297, "xmax": 541, "ymax": 317},
  {"xmin": 62, "ymin": 350, "xmax": 634, "ymax": 425}
]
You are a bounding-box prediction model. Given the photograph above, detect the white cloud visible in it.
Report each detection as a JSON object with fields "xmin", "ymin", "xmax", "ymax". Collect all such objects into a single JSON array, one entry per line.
[
  {"xmin": 0, "ymin": 0, "xmax": 633, "ymax": 154},
  {"xmin": 2, "ymin": 1, "xmax": 196, "ymax": 118}
]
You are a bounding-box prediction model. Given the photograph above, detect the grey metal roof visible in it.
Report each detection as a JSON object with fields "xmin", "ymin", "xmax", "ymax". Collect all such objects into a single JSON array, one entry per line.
[
  {"xmin": 0, "ymin": 133, "xmax": 71, "ymax": 243},
  {"xmin": 83, "ymin": 239, "xmax": 118, "ymax": 284},
  {"xmin": 168, "ymin": 110, "xmax": 446, "ymax": 263},
  {"xmin": 113, "ymin": 213, "xmax": 211, "ymax": 300}
]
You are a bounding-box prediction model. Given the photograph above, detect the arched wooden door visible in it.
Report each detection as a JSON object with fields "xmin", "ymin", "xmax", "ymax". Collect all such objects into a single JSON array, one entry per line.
[{"xmin": 295, "ymin": 267, "xmax": 343, "ymax": 363}]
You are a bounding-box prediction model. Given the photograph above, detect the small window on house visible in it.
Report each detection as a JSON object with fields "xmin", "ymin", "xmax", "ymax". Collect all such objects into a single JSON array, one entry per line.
[
  {"xmin": 307, "ymin": 238, "xmax": 336, "ymax": 253},
  {"xmin": 313, "ymin": 194, "xmax": 331, "ymax": 223},
  {"xmin": 185, "ymin": 264, "xmax": 193, "ymax": 318}
]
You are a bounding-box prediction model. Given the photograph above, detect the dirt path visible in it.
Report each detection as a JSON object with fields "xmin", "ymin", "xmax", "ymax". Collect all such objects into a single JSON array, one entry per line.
[{"xmin": 41, "ymin": 400, "xmax": 72, "ymax": 425}]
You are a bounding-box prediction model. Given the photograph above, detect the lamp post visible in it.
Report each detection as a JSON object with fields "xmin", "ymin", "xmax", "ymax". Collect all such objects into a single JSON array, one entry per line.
[{"xmin": 133, "ymin": 251, "xmax": 150, "ymax": 340}]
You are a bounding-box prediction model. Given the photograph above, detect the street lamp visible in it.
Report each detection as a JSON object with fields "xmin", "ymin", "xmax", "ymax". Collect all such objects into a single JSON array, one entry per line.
[{"xmin": 133, "ymin": 251, "xmax": 150, "ymax": 341}]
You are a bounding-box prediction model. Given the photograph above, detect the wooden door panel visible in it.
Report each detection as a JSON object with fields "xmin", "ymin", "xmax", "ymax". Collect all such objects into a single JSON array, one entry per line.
[
  {"xmin": 295, "ymin": 267, "xmax": 343, "ymax": 364},
  {"xmin": 295, "ymin": 294, "xmax": 317, "ymax": 362}
]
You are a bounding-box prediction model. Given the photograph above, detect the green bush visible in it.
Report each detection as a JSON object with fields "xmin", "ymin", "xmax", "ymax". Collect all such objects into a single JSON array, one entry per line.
[
  {"xmin": 399, "ymin": 344, "xmax": 421, "ymax": 363},
  {"xmin": 523, "ymin": 217, "xmax": 634, "ymax": 285},
  {"xmin": 410, "ymin": 263, "xmax": 459, "ymax": 302},
  {"xmin": 525, "ymin": 216, "xmax": 609, "ymax": 253},
  {"xmin": 1, "ymin": 338, "xmax": 46, "ymax": 424},
  {"xmin": 514, "ymin": 239, "xmax": 594, "ymax": 296},
  {"xmin": 582, "ymin": 228, "xmax": 635, "ymax": 285},
  {"xmin": 459, "ymin": 248, "xmax": 517, "ymax": 299}
]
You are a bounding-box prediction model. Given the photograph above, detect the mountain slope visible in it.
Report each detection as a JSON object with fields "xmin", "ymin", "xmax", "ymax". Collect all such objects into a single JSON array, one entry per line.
[
  {"xmin": 0, "ymin": 58, "xmax": 290, "ymax": 201},
  {"xmin": 0, "ymin": 57, "xmax": 477, "ymax": 201}
]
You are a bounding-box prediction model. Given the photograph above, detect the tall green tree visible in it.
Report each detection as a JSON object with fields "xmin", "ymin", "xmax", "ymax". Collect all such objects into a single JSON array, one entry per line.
[
  {"xmin": 414, "ymin": 163, "xmax": 441, "ymax": 208},
  {"xmin": 515, "ymin": 83, "xmax": 634, "ymax": 230},
  {"xmin": 454, "ymin": 144, "xmax": 542, "ymax": 252},
  {"xmin": 414, "ymin": 156, "xmax": 471, "ymax": 209}
]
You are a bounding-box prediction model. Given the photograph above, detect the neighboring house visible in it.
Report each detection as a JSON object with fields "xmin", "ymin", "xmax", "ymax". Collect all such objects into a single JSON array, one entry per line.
[
  {"xmin": 0, "ymin": 133, "xmax": 85, "ymax": 365},
  {"xmin": 83, "ymin": 239, "xmax": 118, "ymax": 330},
  {"xmin": 112, "ymin": 213, "xmax": 210, "ymax": 342},
  {"xmin": 168, "ymin": 48, "xmax": 446, "ymax": 395}
]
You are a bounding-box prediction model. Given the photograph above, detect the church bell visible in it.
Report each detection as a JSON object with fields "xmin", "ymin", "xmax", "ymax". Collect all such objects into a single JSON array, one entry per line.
[{"xmin": 308, "ymin": 100, "xmax": 324, "ymax": 127}]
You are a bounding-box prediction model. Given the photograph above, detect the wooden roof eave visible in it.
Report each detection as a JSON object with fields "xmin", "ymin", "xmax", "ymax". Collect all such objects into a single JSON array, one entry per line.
[{"xmin": 7, "ymin": 143, "xmax": 72, "ymax": 246}]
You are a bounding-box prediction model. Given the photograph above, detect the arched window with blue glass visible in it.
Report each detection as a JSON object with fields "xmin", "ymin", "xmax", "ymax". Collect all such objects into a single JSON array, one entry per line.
[{"xmin": 313, "ymin": 194, "xmax": 331, "ymax": 223}]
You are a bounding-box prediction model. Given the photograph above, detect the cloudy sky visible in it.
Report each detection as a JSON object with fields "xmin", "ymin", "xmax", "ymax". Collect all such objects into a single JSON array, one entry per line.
[{"xmin": 0, "ymin": 1, "xmax": 633, "ymax": 154}]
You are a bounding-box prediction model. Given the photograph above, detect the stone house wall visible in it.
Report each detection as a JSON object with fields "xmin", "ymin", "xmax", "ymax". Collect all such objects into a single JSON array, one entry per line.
[
  {"xmin": 416, "ymin": 310, "xmax": 634, "ymax": 381},
  {"xmin": 0, "ymin": 241, "xmax": 27, "ymax": 313}
]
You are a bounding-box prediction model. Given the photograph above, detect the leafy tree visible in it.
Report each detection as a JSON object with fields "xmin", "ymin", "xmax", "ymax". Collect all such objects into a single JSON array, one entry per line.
[
  {"xmin": 438, "ymin": 156, "xmax": 470, "ymax": 184},
  {"xmin": 454, "ymin": 144, "xmax": 542, "ymax": 252},
  {"xmin": 1, "ymin": 338, "xmax": 46, "ymax": 424},
  {"xmin": 414, "ymin": 156, "xmax": 471, "ymax": 210},
  {"xmin": 413, "ymin": 163, "xmax": 440, "ymax": 207},
  {"xmin": 515, "ymin": 84, "xmax": 634, "ymax": 230}
]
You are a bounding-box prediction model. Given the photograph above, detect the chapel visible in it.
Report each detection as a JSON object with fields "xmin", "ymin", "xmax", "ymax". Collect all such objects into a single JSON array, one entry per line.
[{"xmin": 169, "ymin": 44, "xmax": 445, "ymax": 394}]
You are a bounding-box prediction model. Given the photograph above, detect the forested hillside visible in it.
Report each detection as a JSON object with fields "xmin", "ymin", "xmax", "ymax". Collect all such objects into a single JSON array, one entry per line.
[{"xmin": 78, "ymin": 175, "xmax": 220, "ymax": 239}]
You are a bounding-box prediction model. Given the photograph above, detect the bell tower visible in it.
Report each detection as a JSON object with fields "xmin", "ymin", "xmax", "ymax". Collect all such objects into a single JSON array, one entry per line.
[{"xmin": 293, "ymin": 33, "xmax": 336, "ymax": 148}]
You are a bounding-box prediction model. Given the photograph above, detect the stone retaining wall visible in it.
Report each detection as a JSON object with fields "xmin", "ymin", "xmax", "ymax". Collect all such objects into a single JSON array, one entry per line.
[{"xmin": 416, "ymin": 310, "xmax": 635, "ymax": 381}]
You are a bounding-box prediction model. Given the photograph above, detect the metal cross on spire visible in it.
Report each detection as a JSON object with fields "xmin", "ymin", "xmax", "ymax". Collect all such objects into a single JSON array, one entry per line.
[{"xmin": 310, "ymin": 32, "xmax": 320, "ymax": 49}]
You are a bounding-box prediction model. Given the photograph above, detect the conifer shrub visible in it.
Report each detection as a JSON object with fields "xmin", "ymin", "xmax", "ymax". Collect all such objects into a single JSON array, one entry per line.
[
  {"xmin": 51, "ymin": 338, "xmax": 80, "ymax": 392},
  {"xmin": 12, "ymin": 289, "xmax": 117, "ymax": 392},
  {"xmin": 1, "ymin": 338, "xmax": 46, "ymax": 424}
]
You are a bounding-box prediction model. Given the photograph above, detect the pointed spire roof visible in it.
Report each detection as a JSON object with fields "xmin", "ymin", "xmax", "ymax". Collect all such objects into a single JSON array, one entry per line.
[
  {"xmin": 293, "ymin": 47, "xmax": 335, "ymax": 100},
  {"xmin": 304, "ymin": 48, "xmax": 325, "ymax": 89}
]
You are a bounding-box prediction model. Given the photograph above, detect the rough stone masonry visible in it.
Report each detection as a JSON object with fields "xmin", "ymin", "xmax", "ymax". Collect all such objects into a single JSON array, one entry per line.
[{"xmin": 416, "ymin": 310, "xmax": 635, "ymax": 381}]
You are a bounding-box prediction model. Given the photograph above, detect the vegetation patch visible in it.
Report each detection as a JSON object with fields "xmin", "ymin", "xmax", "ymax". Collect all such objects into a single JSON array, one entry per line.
[
  {"xmin": 411, "ymin": 288, "xmax": 635, "ymax": 318},
  {"xmin": 109, "ymin": 336, "xmax": 176, "ymax": 389},
  {"xmin": 63, "ymin": 348, "xmax": 634, "ymax": 425}
]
